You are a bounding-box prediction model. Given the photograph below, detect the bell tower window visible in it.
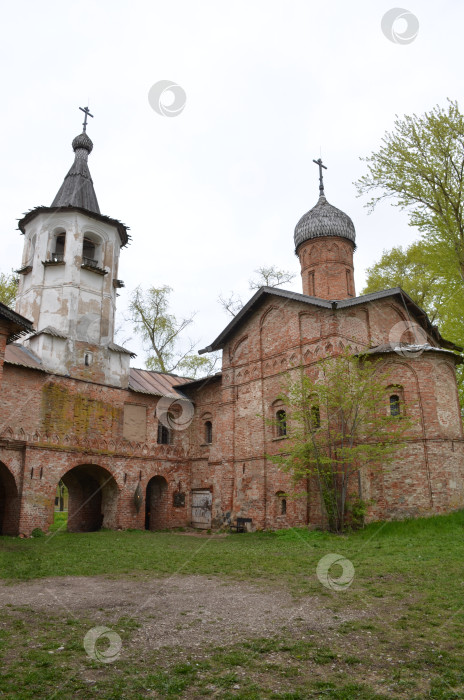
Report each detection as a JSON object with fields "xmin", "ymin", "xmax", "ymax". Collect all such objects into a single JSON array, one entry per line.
[
  {"xmin": 51, "ymin": 231, "xmax": 66, "ymax": 262},
  {"xmin": 83, "ymin": 237, "xmax": 96, "ymax": 266}
]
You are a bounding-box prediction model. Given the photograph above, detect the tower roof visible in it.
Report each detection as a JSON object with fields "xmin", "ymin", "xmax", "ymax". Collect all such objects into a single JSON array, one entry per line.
[
  {"xmin": 294, "ymin": 194, "xmax": 356, "ymax": 252},
  {"xmin": 51, "ymin": 130, "xmax": 100, "ymax": 214}
]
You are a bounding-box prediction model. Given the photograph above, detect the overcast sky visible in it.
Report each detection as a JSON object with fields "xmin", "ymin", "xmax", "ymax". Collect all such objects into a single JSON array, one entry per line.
[{"xmin": 1, "ymin": 0, "xmax": 462, "ymax": 365}]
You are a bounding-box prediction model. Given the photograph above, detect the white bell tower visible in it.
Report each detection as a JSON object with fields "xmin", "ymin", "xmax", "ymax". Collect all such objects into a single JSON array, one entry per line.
[{"xmin": 14, "ymin": 108, "xmax": 134, "ymax": 387}]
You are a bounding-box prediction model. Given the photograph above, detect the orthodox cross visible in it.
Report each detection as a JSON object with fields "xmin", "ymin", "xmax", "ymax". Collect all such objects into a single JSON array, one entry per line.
[
  {"xmin": 313, "ymin": 157, "xmax": 327, "ymax": 196},
  {"xmin": 79, "ymin": 106, "xmax": 94, "ymax": 132}
]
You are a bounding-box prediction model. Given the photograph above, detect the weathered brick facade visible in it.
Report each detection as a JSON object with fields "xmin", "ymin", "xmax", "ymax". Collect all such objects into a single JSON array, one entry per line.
[{"xmin": 0, "ymin": 132, "xmax": 462, "ymax": 535}]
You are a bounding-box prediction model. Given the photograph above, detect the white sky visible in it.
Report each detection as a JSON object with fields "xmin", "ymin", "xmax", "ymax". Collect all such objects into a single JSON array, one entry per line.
[{"xmin": 1, "ymin": 0, "xmax": 462, "ymax": 365}]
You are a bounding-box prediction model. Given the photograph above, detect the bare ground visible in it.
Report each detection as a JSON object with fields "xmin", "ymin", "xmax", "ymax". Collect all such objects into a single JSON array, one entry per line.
[{"xmin": 0, "ymin": 573, "xmax": 370, "ymax": 650}]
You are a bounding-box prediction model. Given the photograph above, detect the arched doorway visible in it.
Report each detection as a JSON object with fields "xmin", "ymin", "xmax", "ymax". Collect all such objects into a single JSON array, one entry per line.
[
  {"xmin": 0, "ymin": 462, "xmax": 20, "ymax": 536},
  {"xmin": 145, "ymin": 476, "xmax": 168, "ymax": 530},
  {"xmin": 60, "ymin": 465, "xmax": 119, "ymax": 533}
]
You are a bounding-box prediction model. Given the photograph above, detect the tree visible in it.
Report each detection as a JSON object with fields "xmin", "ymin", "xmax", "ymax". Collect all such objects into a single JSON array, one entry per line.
[
  {"xmin": 363, "ymin": 240, "xmax": 464, "ymax": 407},
  {"xmin": 0, "ymin": 271, "xmax": 18, "ymax": 307},
  {"xmin": 129, "ymin": 285, "xmax": 218, "ymax": 378},
  {"xmin": 219, "ymin": 265, "xmax": 296, "ymax": 317},
  {"xmin": 268, "ymin": 353, "xmax": 412, "ymax": 533},
  {"xmin": 356, "ymin": 100, "xmax": 464, "ymax": 284}
]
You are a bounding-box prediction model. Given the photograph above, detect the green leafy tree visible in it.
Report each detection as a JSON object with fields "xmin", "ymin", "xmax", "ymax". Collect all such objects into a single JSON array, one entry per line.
[
  {"xmin": 129, "ymin": 285, "xmax": 218, "ymax": 378},
  {"xmin": 0, "ymin": 271, "xmax": 18, "ymax": 307},
  {"xmin": 268, "ymin": 353, "xmax": 412, "ymax": 532},
  {"xmin": 356, "ymin": 99, "xmax": 464, "ymax": 284},
  {"xmin": 363, "ymin": 241, "xmax": 464, "ymax": 406}
]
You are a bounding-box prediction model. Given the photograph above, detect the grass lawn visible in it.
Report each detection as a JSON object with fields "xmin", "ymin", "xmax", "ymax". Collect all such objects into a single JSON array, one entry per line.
[{"xmin": 1, "ymin": 512, "xmax": 464, "ymax": 698}]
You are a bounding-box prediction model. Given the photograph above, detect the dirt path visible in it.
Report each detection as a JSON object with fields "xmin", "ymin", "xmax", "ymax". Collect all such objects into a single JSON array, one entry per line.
[{"xmin": 0, "ymin": 574, "xmax": 368, "ymax": 649}]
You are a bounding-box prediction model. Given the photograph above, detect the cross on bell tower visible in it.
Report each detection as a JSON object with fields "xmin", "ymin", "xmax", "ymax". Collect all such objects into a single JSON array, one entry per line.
[
  {"xmin": 79, "ymin": 105, "xmax": 94, "ymax": 132},
  {"xmin": 312, "ymin": 157, "xmax": 327, "ymax": 196}
]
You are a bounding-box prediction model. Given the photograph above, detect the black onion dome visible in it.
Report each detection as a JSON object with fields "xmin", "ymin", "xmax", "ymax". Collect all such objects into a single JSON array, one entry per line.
[
  {"xmin": 72, "ymin": 131, "xmax": 93, "ymax": 153},
  {"xmin": 294, "ymin": 195, "xmax": 356, "ymax": 251}
]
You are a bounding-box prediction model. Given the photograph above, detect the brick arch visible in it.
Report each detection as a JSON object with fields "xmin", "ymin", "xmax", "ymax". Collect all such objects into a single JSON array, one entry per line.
[
  {"xmin": 59, "ymin": 464, "xmax": 119, "ymax": 533},
  {"xmin": 0, "ymin": 462, "xmax": 20, "ymax": 536},
  {"xmin": 145, "ymin": 475, "xmax": 169, "ymax": 530}
]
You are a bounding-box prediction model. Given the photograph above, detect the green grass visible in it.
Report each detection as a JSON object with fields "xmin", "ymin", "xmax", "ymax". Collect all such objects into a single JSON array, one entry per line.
[{"xmin": 1, "ymin": 511, "xmax": 464, "ymax": 698}]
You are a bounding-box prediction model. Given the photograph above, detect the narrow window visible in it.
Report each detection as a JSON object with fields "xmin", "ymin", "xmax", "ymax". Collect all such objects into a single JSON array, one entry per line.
[
  {"xmin": 84, "ymin": 352, "xmax": 92, "ymax": 367},
  {"xmin": 308, "ymin": 271, "xmax": 315, "ymax": 296},
  {"xmin": 390, "ymin": 394, "xmax": 401, "ymax": 417},
  {"xmin": 82, "ymin": 237, "xmax": 97, "ymax": 266},
  {"xmin": 205, "ymin": 420, "xmax": 213, "ymax": 444},
  {"xmin": 157, "ymin": 422, "xmax": 171, "ymax": 445},
  {"xmin": 346, "ymin": 269, "xmax": 352, "ymax": 296},
  {"xmin": 310, "ymin": 405, "xmax": 321, "ymax": 430},
  {"xmin": 276, "ymin": 409, "xmax": 287, "ymax": 437},
  {"xmin": 281, "ymin": 498, "xmax": 287, "ymax": 515},
  {"xmin": 53, "ymin": 233, "xmax": 66, "ymax": 262}
]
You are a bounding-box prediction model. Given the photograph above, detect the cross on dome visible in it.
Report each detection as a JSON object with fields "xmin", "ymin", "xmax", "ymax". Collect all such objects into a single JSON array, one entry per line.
[
  {"xmin": 312, "ymin": 157, "xmax": 327, "ymax": 196},
  {"xmin": 79, "ymin": 106, "xmax": 94, "ymax": 133}
]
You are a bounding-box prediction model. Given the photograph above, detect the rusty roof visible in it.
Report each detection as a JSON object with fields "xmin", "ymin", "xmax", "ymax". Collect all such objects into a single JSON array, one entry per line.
[
  {"xmin": 0, "ymin": 302, "xmax": 34, "ymax": 342},
  {"xmin": 4, "ymin": 343, "xmax": 43, "ymax": 369},
  {"xmin": 128, "ymin": 368, "xmax": 193, "ymax": 397}
]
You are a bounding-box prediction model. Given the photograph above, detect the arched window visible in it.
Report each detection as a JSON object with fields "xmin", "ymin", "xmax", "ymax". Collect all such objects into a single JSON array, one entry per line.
[
  {"xmin": 390, "ymin": 394, "xmax": 401, "ymax": 417},
  {"xmin": 82, "ymin": 237, "xmax": 96, "ymax": 266},
  {"xmin": 157, "ymin": 422, "xmax": 171, "ymax": 445},
  {"xmin": 310, "ymin": 405, "xmax": 321, "ymax": 430},
  {"xmin": 51, "ymin": 232, "xmax": 66, "ymax": 262},
  {"xmin": 205, "ymin": 421, "xmax": 213, "ymax": 444},
  {"xmin": 276, "ymin": 409, "xmax": 287, "ymax": 437}
]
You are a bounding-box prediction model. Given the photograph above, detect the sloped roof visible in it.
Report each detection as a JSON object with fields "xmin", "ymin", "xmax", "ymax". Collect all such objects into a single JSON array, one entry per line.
[
  {"xmin": 128, "ymin": 368, "xmax": 193, "ymax": 397},
  {"xmin": 0, "ymin": 303, "xmax": 34, "ymax": 342},
  {"xmin": 4, "ymin": 343, "xmax": 42, "ymax": 369},
  {"xmin": 199, "ymin": 286, "xmax": 462, "ymax": 354},
  {"xmin": 18, "ymin": 206, "xmax": 130, "ymax": 248},
  {"xmin": 51, "ymin": 131, "xmax": 100, "ymax": 214}
]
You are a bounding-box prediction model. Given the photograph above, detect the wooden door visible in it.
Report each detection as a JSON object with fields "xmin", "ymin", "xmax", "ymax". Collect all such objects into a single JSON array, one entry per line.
[{"xmin": 191, "ymin": 489, "xmax": 212, "ymax": 529}]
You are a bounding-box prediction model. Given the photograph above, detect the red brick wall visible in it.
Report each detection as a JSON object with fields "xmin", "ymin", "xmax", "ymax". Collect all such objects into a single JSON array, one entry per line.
[{"xmin": 297, "ymin": 237, "xmax": 355, "ymax": 299}]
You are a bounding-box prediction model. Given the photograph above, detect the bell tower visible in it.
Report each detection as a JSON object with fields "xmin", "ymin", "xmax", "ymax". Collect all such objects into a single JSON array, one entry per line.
[
  {"xmin": 294, "ymin": 159, "xmax": 356, "ymax": 300},
  {"xmin": 14, "ymin": 108, "xmax": 133, "ymax": 387}
]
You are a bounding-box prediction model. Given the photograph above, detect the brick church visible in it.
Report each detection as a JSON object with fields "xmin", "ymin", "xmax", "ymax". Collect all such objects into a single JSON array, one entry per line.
[{"xmin": 0, "ymin": 117, "xmax": 463, "ymax": 536}]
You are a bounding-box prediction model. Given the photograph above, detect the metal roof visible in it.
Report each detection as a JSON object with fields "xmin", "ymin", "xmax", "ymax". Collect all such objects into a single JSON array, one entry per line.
[
  {"xmin": 128, "ymin": 368, "xmax": 193, "ymax": 397},
  {"xmin": 4, "ymin": 343, "xmax": 42, "ymax": 369},
  {"xmin": 199, "ymin": 286, "xmax": 462, "ymax": 354},
  {"xmin": 364, "ymin": 343, "xmax": 463, "ymax": 364},
  {"xmin": 294, "ymin": 195, "xmax": 356, "ymax": 251}
]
